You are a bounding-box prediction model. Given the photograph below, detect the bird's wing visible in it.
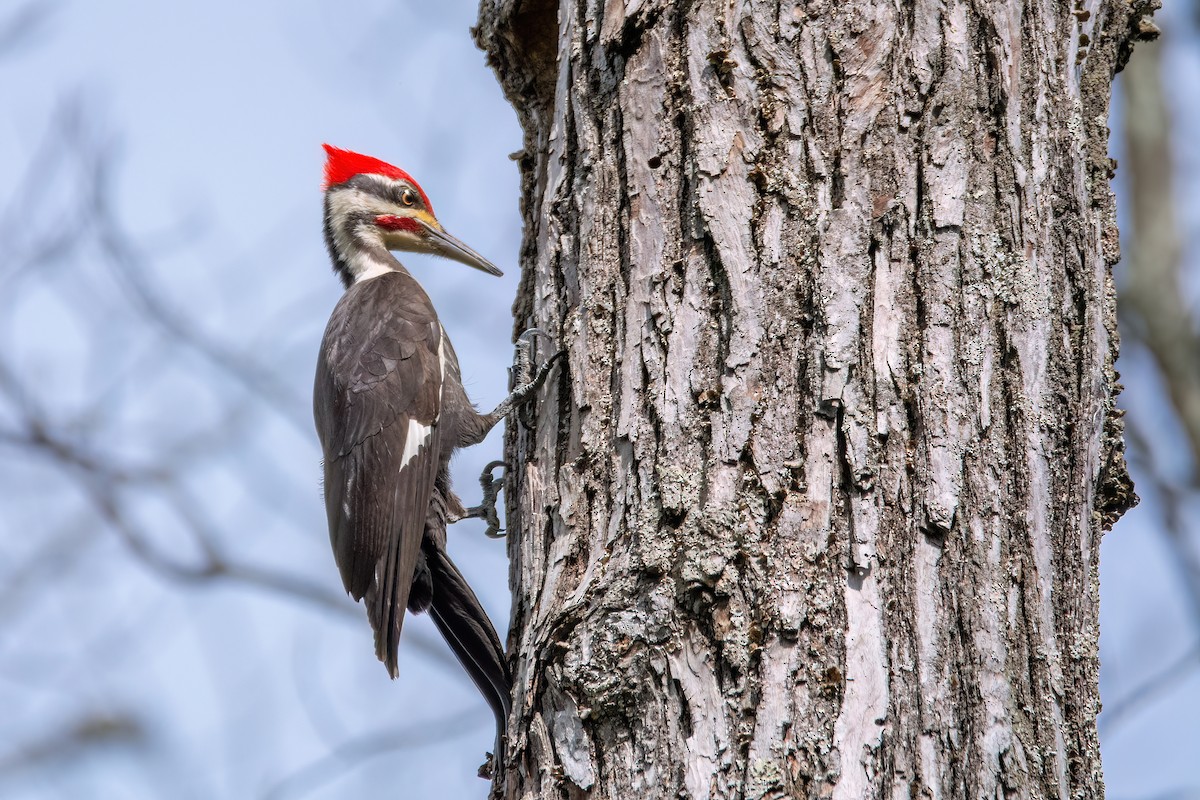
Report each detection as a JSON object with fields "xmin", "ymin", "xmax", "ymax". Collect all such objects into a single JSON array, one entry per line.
[{"xmin": 313, "ymin": 273, "xmax": 444, "ymax": 676}]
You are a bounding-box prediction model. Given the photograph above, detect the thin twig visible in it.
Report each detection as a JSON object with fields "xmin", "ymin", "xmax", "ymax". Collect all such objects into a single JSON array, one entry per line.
[
  {"xmin": 260, "ymin": 709, "xmax": 481, "ymax": 800},
  {"xmin": 1100, "ymin": 644, "xmax": 1200, "ymax": 734}
]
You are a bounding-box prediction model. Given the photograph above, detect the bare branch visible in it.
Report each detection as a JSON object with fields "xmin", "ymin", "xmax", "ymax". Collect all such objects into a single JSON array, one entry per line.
[
  {"xmin": 260, "ymin": 709, "xmax": 480, "ymax": 800},
  {"xmin": 1125, "ymin": 420, "xmax": 1200, "ymax": 628},
  {"xmin": 1100, "ymin": 644, "xmax": 1200, "ymax": 735},
  {"xmin": 0, "ymin": 365, "xmax": 455, "ymax": 666},
  {"xmin": 90, "ymin": 185, "xmax": 313, "ymax": 435},
  {"xmin": 1120, "ymin": 36, "xmax": 1200, "ymax": 478},
  {"xmin": 0, "ymin": 713, "xmax": 143, "ymax": 776},
  {"xmin": 0, "ymin": 2, "xmax": 56, "ymax": 61}
]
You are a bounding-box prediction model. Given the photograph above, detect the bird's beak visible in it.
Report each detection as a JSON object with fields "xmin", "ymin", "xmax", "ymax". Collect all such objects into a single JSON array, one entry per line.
[{"xmin": 422, "ymin": 222, "xmax": 504, "ymax": 277}]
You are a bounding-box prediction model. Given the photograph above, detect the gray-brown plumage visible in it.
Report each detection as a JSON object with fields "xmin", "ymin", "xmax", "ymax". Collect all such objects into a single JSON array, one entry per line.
[{"xmin": 313, "ymin": 145, "xmax": 559, "ymax": 732}]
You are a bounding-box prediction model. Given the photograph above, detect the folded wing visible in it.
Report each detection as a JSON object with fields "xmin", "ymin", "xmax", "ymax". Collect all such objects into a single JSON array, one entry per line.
[{"xmin": 314, "ymin": 275, "xmax": 443, "ymax": 676}]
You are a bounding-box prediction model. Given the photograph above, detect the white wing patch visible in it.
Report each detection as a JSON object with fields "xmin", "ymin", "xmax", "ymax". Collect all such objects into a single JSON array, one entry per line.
[
  {"xmin": 438, "ymin": 329, "xmax": 447, "ymax": 385},
  {"xmin": 434, "ymin": 327, "xmax": 447, "ymax": 422},
  {"xmin": 399, "ymin": 418, "xmax": 432, "ymax": 469}
]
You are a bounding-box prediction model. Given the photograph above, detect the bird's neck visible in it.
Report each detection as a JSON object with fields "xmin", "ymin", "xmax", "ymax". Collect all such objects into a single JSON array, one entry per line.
[{"xmin": 323, "ymin": 213, "xmax": 408, "ymax": 289}]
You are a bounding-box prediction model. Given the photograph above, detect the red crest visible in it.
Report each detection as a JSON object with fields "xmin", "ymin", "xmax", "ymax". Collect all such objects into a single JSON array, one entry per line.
[{"xmin": 321, "ymin": 144, "xmax": 433, "ymax": 211}]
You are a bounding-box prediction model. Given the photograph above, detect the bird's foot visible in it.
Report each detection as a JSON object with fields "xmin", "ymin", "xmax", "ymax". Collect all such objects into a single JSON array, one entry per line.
[
  {"xmin": 486, "ymin": 329, "xmax": 566, "ymax": 426},
  {"xmin": 513, "ymin": 328, "xmax": 566, "ymax": 429},
  {"xmin": 460, "ymin": 460, "xmax": 507, "ymax": 538}
]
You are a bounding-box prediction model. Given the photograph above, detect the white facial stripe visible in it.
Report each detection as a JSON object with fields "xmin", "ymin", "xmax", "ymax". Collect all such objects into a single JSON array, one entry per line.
[
  {"xmin": 329, "ymin": 189, "xmax": 385, "ymax": 277},
  {"xmin": 328, "ymin": 184, "xmax": 409, "ymax": 214},
  {"xmin": 327, "ymin": 187, "xmax": 414, "ymax": 281},
  {"xmin": 327, "ymin": 187, "xmax": 392, "ymax": 227},
  {"xmin": 399, "ymin": 418, "xmax": 432, "ymax": 469}
]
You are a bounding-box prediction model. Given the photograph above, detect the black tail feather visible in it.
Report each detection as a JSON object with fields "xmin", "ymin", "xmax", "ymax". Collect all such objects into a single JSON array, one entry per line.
[{"xmin": 426, "ymin": 544, "xmax": 511, "ymax": 733}]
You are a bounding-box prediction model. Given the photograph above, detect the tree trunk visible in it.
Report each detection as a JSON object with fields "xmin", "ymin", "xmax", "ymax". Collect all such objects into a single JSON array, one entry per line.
[{"xmin": 474, "ymin": 2, "xmax": 1156, "ymax": 797}]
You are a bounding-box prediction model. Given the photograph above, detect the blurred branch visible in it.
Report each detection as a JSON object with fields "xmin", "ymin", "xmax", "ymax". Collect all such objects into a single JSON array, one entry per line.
[
  {"xmin": 0, "ymin": 353, "xmax": 455, "ymax": 666},
  {"xmin": 261, "ymin": 709, "xmax": 480, "ymax": 800},
  {"xmin": 1120, "ymin": 35, "xmax": 1200, "ymax": 478},
  {"xmin": 1099, "ymin": 644, "xmax": 1200, "ymax": 735},
  {"xmin": 0, "ymin": 398, "xmax": 353, "ymax": 616},
  {"xmin": 90, "ymin": 161, "xmax": 314, "ymax": 436},
  {"xmin": 0, "ymin": 511, "xmax": 97, "ymax": 618},
  {"xmin": 0, "ymin": 96, "xmax": 100, "ymax": 291},
  {"xmin": 0, "ymin": 713, "xmax": 143, "ymax": 776},
  {"xmin": 1119, "ymin": 27, "xmax": 1200, "ymax": 631},
  {"xmin": 1103, "ymin": 33, "xmax": 1200, "ymax": 745},
  {"xmin": 1126, "ymin": 420, "xmax": 1200, "ymax": 621},
  {"xmin": 0, "ymin": 2, "xmax": 56, "ymax": 61}
]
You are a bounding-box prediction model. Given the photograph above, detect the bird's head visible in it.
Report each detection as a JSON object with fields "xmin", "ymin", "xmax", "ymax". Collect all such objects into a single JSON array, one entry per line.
[{"xmin": 321, "ymin": 144, "xmax": 502, "ymax": 286}]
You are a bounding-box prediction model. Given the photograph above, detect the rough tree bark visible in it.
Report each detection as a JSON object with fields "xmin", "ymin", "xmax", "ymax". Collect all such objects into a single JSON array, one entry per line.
[{"xmin": 474, "ymin": 1, "xmax": 1157, "ymax": 797}]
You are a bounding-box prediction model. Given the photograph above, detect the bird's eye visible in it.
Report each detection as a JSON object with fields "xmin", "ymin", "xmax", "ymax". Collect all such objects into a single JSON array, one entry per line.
[{"xmin": 400, "ymin": 189, "xmax": 416, "ymax": 207}]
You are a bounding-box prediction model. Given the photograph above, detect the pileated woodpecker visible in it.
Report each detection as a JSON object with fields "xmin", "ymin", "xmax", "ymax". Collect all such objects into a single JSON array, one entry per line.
[{"xmin": 314, "ymin": 144, "xmax": 557, "ymax": 732}]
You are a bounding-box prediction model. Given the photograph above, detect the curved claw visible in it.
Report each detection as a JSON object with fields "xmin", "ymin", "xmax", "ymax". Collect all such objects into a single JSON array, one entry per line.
[
  {"xmin": 512, "ymin": 328, "xmax": 564, "ymax": 393},
  {"xmin": 516, "ymin": 327, "xmax": 551, "ymax": 346},
  {"xmin": 514, "ymin": 329, "xmax": 550, "ymax": 371}
]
